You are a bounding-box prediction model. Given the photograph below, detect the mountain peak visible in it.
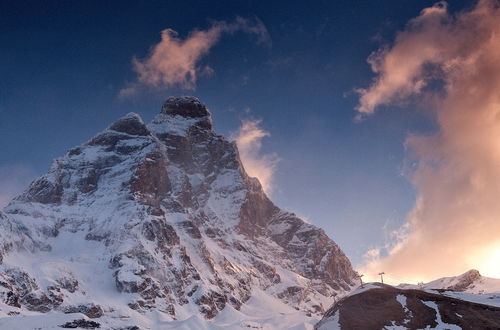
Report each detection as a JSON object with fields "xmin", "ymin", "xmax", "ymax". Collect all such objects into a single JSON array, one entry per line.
[
  {"xmin": 462, "ymin": 269, "xmax": 481, "ymax": 277},
  {"xmin": 108, "ymin": 112, "xmax": 149, "ymax": 136},
  {"xmin": 161, "ymin": 96, "xmax": 211, "ymax": 118},
  {"xmin": 0, "ymin": 97, "xmax": 357, "ymax": 326}
]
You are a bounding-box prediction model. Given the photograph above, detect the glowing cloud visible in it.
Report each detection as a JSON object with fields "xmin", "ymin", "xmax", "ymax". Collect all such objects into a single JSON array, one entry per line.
[
  {"xmin": 358, "ymin": 0, "xmax": 500, "ymax": 283},
  {"xmin": 120, "ymin": 17, "xmax": 270, "ymax": 97},
  {"xmin": 231, "ymin": 119, "xmax": 278, "ymax": 194}
]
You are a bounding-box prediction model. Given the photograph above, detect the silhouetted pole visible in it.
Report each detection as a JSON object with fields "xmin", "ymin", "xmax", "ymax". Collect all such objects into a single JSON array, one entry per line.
[
  {"xmin": 378, "ymin": 272, "xmax": 385, "ymax": 284},
  {"xmin": 357, "ymin": 273, "xmax": 364, "ymax": 288}
]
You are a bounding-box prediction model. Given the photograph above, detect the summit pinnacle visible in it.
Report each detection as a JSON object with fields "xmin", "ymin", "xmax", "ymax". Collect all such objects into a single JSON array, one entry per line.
[{"xmin": 161, "ymin": 96, "xmax": 211, "ymax": 118}]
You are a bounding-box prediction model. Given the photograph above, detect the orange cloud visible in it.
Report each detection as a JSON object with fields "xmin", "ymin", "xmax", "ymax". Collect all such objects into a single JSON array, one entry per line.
[
  {"xmin": 230, "ymin": 119, "xmax": 278, "ymax": 194},
  {"xmin": 120, "ymin": 17, "xmax": 270, "ymax": 97},
  {"xmin": 358, "ymin": 0, "xmax": 500, "ymax": 283}
]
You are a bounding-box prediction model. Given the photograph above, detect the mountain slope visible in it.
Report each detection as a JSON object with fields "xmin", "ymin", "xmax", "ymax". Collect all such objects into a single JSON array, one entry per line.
[{"xmin": 0, "ymin": 97, "xmax": 357, "ymax": 329}]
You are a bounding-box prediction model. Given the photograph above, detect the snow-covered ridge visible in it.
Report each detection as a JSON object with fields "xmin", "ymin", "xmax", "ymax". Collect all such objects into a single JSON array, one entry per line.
[
  {"xmin": 399, "ymin": 269, "xmax": 500, "ymax": 294},
  {"xmin": 0, "ymin": 96, "xmax": 357, "ymax": 329}
]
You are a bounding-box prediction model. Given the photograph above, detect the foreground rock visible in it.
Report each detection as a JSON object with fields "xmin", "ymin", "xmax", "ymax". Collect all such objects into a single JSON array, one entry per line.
[{"xmin": 315, "ymin": 283, "xmax": 500, "ymax": 329}]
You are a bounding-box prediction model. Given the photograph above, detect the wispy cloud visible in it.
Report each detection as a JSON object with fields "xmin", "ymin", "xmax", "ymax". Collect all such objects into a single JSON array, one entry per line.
[
  {"xmin": 355, "ymin": 1, "xmax": 451, "ymax": 116},
  {"xmin": 230, "ymin": 119, "xmax": 278, "ymax": 194},
  {"xmin": 358, "ymin": 0, "xmax": 500, "ymax": 282},
  {"xmin": 120, "ymin": 17, "xmax": 270, "ymax": 97},
  {"xmin": 0, "ymin": 164, "xmax": 36, "ymax": 209}
]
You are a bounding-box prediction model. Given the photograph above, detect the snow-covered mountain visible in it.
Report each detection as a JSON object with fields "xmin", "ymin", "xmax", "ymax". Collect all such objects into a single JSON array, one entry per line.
[{"xmin": 0, "ymin": 97, "xmax": 357, "ymax": 329}]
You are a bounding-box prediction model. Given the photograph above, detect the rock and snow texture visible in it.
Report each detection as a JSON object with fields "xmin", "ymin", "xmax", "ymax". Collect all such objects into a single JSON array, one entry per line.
[
  {"xmin": 315, "ymin": 283, "xmax": 500, "ymax": 330},
  {"xmin": 400, "ymin": 269, "xmax": 500, "ymax": 295},
  {"xmin": 0, "ymin": 96, "xmax": 357, "ymax": 329}
]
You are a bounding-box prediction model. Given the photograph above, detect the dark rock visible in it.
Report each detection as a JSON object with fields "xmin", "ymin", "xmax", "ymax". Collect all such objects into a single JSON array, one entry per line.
[
  {"xmin": 60, "ymin": 319, "xmax": 100, "ymax": 329},
  {"xmin": 197, "ymin": 290, "xmax": 228, "ymax": 319},
  {"xmin": 238, "ymin": 179, "xmax": 277, "ymax": 238},
  {"xmin": 131, "ymin": 151, "xmax": 171, "ymax": 207},
  {"xmin": 78, "ymin": 168, "xmax": 99, "ymax": 193},
  {"xmin": 63, "ymin": 303, "xmax": 104, "ymax": 318},
  {"xmin": 22, "ymin": 292, "xmax": 56, "ymax": 312},
  {"xmin": 85, "ymin": 233, "xmax": 109, "ymax": 242},
  {"xmin": 161, "ymin": 96, "xmax": 210, "ymax": 119},
  {"xmin": 68, "ymin": 147, "xmax": 82, "ymax": 156},
  {"xmin": 5, "ymin": 291, "xmax": 20, "ymax": 307},
  {"xmin": 178, "ymin": 221, "xmax": 202, "ymax": 239},
  {"xmin": 108, "ymin": 113, "xmax": 149, "ymax": 136},
  {"xmin": 253, "ymin": 259, "xmax": 281, "ymax": 286},
  {"xmin": 47, "ymin": 285, "xmax": 64, "ymax": 306},
  {"xmin": 23, "ymin": 176, "xmax": 63, "ymax": 204},
  {"xmin": 87, "ymin": 131, "xmax": 131, "ymax": 148},
  {"xmin": 141, "ymin": 219, "xmax": 180, "ymax": 246}
]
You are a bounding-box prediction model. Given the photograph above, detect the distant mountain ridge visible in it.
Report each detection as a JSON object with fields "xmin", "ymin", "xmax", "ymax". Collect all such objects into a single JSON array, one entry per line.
[
  {"xmin": 399, "ymin": 269, "xmax": 500, "ymax": 294},
  {"xmin": 0, "ymin": 97, "xmax": 357, "ymax": 329}
]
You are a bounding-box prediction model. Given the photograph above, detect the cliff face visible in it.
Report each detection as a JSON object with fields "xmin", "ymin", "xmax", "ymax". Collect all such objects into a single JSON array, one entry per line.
[{"xmin": 0, "ymin": 97, "xmax": 357, "ymax": 326}]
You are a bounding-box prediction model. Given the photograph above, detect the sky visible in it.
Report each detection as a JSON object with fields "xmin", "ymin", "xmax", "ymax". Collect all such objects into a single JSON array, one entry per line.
[{"xmin": 2, "ymin": 0, "xmax": 493, "ymax": 284}]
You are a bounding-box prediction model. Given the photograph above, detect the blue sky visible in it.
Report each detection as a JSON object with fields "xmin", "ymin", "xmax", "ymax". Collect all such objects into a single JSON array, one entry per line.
[{"xmin": 0, "ymin": 0, "xmax": 474, "ymax": 268}]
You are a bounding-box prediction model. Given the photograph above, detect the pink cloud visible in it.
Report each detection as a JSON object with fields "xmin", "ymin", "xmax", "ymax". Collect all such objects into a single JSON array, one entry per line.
[
  {"xmin": 120, "ymin": 17, "xmax": 270, "ymax": 96},
  {"xmin": 359, "ymin": 0, "xmax": 500, "ymax": 283}
]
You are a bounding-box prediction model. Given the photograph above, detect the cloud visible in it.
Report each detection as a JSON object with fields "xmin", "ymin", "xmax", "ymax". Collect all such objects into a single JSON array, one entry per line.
[
  {"xmin": 230, "ymin": 119, "xmax": 278, "ymax": 194},
  {"xmin": 358, "ymin": 0, "xmax": 500, "ymax": 283},
  {"xmin": 355, "ymin": 1, "xmax": 453, "ymax": 115},
  {"xmin": 120, "ymin": 17, "xmax": 270, "ymax": 97},
  {"xmin": 0, "ymin": 165, "xmax": 36, "ymax": 209}
]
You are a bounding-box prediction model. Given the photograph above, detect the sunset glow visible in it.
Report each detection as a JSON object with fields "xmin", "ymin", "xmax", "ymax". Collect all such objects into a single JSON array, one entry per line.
[
  {"xmin": 3, "ymin": 3, "xmax": 500, "ymax": 328},
  {"xmin": 470, "ymin": 243, "xmax": 500, "ymax": 279},
  {"xmin": 359, "ymin": 0, "xmax": 500, "ymax": 284}
]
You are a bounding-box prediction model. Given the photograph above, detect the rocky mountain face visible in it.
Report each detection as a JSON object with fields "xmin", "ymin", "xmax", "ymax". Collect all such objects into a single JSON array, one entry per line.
[
  {"xmin": 315, "ymin": 283, "xmax": 500, "ymax": 330},
  {"xmin": 0, "ymin": 97, "xmax": 357, "ymax": 328}
]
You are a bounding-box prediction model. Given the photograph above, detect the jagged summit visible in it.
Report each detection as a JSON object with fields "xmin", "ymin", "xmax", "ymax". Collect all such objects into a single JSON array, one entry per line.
[
  {"xmin": 161, "ymin": 96, "xmax": 211, "ymax": 118},
  {"xmin": 153, "ymin": 96, "xmax": 213, "ymax": 132},
  {"xmin": 108, "ymin": 112, "xmax": 149, "ymax": 136},
  {"xmin": 0, "ymin": 97, "xmax": 357, "ymax": 328}
]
